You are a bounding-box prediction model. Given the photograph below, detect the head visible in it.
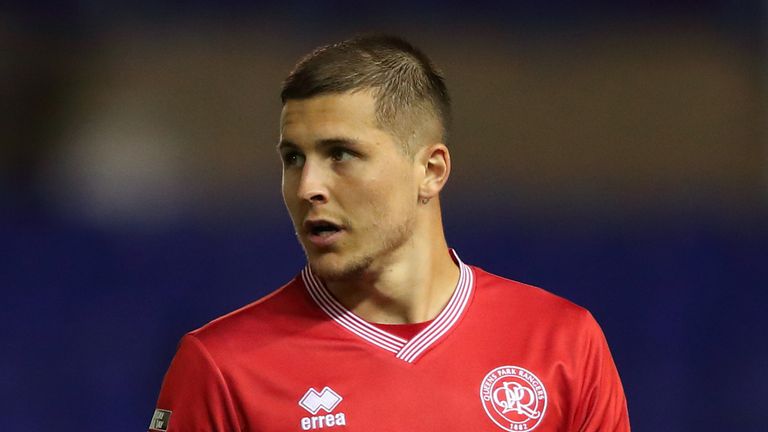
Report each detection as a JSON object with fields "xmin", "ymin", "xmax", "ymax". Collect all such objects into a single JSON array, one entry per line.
[
  {"xmin": 279, "ymin": 35, "xmax": 452, "ymax": 280},
  {"xmin": 281, "ymin": 35, "xmax": 451, "ymax": 154}
]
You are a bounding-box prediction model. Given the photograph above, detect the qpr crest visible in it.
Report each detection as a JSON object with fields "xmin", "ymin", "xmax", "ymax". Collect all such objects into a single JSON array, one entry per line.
[{"xmin": 480, "ymin": 365, "xmax": 547, "ymax": 431}]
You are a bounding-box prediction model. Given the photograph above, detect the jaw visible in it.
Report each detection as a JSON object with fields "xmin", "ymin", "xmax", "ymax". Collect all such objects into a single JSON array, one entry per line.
[
  {"xmin": 305, "ymin": 248, "xmax": 373, "ymax": 282},
  {"xmin": 309, "ymin": 218, "xmax": 417, "ymax": 282}
]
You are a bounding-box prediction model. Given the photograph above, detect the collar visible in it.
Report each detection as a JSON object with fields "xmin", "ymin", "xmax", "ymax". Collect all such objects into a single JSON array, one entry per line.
[{"xmin": 301, "ymin": 250, "xmax": 475, "ymax": 363}]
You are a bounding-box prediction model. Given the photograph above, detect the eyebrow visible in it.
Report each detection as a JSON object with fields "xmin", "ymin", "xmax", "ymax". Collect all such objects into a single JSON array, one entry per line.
[
  {"xmin": 277, "ymin": 137, "xmax": 361, "ymax": 151},
  {"xmin": 276, "ymin": 140, "xmax": 297, "ymax": 151}
]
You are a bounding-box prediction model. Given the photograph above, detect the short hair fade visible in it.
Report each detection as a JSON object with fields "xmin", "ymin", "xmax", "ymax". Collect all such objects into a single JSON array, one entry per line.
[{"xmin": 281, "ymin": 35, "xmax": 451, "ymax": 149}]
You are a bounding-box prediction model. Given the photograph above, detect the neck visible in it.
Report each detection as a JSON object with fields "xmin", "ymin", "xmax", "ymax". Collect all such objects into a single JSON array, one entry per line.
[{"xmin": 324, "ymin": 214, "xmax": 460, "ymax": 325}]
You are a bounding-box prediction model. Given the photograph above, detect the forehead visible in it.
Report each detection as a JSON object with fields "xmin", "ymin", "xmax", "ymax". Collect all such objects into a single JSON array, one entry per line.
[{"xmin": 280, "ymin": 91, "xmax": 383, "ymax": 141}]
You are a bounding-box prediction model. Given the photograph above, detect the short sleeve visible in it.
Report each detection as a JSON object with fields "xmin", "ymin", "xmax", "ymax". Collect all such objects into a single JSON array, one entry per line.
[
  {"xmin": 571, "ymin": 312, "xmax": 631, "ymax": 431},
  {"xmin": 149, "ymin": 335, "xmax": 241, "ymax": 432}
]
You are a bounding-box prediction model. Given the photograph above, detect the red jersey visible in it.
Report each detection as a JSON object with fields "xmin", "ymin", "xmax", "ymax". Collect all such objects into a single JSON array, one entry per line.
[{"xmin": 150, "ymin": 252, "xmax": 629, "ymax": 431}]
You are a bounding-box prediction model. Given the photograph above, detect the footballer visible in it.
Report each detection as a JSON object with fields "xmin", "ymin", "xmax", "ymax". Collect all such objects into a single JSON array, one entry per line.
[{"xmin": 149, "ymin": 35, "xmax": 630, "ymax": 431}]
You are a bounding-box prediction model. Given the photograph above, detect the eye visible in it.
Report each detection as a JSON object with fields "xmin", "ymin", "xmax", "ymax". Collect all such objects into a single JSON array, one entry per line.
[
  {"xmin": 281, "ymin": 151, "xmax": 305, "ymax": 167},
  {"xmin": 329, "ymin": 147, "xmax": 355, "ymax": 162}
]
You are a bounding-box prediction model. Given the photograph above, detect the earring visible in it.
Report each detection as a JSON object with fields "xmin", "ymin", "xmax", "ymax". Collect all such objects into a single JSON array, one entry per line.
[{"xmin": 421, "ymin": 197, "xmax": 430, "ymax": 205}]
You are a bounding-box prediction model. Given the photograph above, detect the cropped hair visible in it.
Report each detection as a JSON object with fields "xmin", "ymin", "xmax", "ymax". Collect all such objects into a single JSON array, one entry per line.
[{"xmin": 281, "ymin": 35, "xmax": 451, "ymax": 150}]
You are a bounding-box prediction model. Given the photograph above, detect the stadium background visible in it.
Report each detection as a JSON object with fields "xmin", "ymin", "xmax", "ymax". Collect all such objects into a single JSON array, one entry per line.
[{"xmin": 2, "ymin": 1, "xmax": 766, "ymax": 430}]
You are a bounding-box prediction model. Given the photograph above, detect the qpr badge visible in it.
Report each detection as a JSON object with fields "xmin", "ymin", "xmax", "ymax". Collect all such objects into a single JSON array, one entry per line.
[{"xmin": 480, "ymin": 365, "xmax": 547, "ymax": 431}]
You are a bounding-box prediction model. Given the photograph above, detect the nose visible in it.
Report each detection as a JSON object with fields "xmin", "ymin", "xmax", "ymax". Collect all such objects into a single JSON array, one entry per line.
[{"xmin": 296, "ymin": 160, "xmax": 328, "ymax": 204}]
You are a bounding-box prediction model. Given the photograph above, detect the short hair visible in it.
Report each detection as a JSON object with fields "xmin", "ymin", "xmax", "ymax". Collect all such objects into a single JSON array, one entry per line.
[{"xmin": 281, "ymin": 35, "xmax": 451, "ymax": 152}]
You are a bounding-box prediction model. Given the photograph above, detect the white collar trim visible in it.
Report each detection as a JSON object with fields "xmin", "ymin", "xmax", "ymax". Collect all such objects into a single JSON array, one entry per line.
[{"xmin": 301, "ymin": 250, "xmax": 475, "ymax": 363}]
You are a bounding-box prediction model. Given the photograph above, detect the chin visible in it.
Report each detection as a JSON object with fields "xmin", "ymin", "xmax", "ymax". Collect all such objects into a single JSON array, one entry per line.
[{"xmin": 306, "ymin": 251, "xmax": 372, "ymax": 282}]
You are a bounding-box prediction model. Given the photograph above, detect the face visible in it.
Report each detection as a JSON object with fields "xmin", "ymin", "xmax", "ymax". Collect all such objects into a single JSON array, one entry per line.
[{"xmin": 279, "ymin": 91, "xmax": 422, "ymax": 281}]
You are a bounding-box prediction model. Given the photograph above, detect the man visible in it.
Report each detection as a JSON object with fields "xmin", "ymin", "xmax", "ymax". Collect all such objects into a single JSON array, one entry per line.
[{"xmin": 149, "ymin": 35, "xmax": 630, "ymax": 431}]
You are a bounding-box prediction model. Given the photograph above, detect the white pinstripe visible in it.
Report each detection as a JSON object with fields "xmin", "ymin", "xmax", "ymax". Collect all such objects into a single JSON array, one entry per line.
[
  {"xmin": 302, "ymin": 269, "xmax": 406, "ymax": 352},
  {"xmin": 301, "ymin": 250, "xmax": 475, "ymax": 363},
  {"xmin": 397, "ymin": 264, "xmax": 473, "ymax": 362}
]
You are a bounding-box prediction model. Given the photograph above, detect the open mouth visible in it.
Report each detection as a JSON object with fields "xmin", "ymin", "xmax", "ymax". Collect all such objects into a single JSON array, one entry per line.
[{"xmin": 305, "ymin": 220, "xmax": 342, "ymax": 237}]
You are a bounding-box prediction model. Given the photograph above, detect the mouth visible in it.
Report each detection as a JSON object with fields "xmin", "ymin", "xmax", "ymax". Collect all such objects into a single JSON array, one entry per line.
[{"xmin": 303, "ymin": 219, "xmax": 344, "ymax": 247}]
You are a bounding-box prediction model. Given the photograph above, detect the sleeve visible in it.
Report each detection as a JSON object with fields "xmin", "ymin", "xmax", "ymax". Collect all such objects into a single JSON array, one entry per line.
[
  {"xmin": 571, "ymin": 312, "xmax": 631, "ymax": 432},
  {"xmin": 149, "ymin": 334, "xmax": 242, "ymax": 432}
]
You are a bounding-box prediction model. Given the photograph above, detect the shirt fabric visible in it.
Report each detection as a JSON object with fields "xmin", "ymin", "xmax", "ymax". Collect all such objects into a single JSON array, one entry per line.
[{"xmin": 150, "ymin": 251, "xmax": 630, "ymax": 431}]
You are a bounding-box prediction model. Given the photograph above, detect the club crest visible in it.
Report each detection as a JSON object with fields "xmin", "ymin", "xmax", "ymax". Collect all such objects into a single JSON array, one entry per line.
[{"xmin": 480, "ymin": 365, "xmax": 547, "ymax": 431}]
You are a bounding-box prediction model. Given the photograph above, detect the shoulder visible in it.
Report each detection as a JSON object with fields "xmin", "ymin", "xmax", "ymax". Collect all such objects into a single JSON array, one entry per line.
[
  {"xmin": 184, "ymin": 275, "xmax": 314, "ymax": 356},
  {"xmin": 469, "ymin": 265, "xmax": 597, "ymax": 330}
]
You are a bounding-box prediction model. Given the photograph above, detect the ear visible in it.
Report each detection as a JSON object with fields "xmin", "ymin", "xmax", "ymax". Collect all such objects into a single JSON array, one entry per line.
[{"xmin": 418, "ymin": 143, "xmax": 451, "ymax": 200}]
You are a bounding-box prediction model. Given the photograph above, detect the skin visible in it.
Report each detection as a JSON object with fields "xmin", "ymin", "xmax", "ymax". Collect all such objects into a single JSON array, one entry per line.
[{"xmin": 278, "ymin": 89, "xmax": 460, "ymax": 324}]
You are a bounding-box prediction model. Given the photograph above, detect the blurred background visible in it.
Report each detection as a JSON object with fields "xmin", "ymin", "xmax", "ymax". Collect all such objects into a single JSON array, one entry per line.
[{"xmin": 2, "ymin": 1, "xmax": 766, "ymax": 430}]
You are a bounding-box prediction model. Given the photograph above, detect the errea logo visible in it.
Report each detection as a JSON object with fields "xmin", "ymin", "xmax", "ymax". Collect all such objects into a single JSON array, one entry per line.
[
  {"xmin": 298, "ymin": 387, "xmax": 347, "ymax": 430},
  {"xmin": 299, "ymin": 387, "xmax": 342, "ymax": 414}
]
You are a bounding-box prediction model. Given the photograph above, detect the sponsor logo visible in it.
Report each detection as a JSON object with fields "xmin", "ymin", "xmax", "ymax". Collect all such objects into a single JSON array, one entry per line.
[
  {"xmin": 299, "ymin": 387, "xmax": 342, "ymax": 414},
  {"xmin": 480, "ymin": 366, "xmax": 547, "ymax": 431},
  {"xmin": 148, "ymin": 409, "xmax": 172, "ymax": 431},
  {"xmin": 298, "ymin": 387, "xmax": 347, "ymax": 430}
]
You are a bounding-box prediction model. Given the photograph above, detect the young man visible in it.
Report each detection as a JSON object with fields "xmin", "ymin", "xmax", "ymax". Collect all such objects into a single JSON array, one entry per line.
[{"xmin": 149, "ymin": 35, "xmax": 630, "ymax": 431}]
